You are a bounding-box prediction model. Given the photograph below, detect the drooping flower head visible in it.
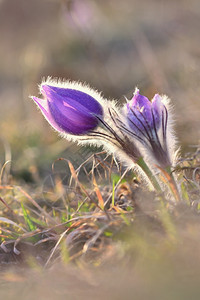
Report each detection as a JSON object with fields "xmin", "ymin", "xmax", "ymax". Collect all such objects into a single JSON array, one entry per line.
[
  {"xmin": 32, "ymin": 80, "xmax": 103, "ymax": 135},
  {"xmin": 122, "ymin": 88, "xmax": 174, "ymax": 168}
]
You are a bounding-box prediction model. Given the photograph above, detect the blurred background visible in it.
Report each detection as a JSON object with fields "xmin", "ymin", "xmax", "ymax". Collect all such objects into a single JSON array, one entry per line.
[{"xmin": 0, "ymin": 0, "xmax": 200, "ymax": 183}]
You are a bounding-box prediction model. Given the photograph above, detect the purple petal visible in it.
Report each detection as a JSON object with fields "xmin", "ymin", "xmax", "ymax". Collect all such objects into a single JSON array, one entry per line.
[
  {"xmin": 127, "ymin": 90, "xmax": 152, "ymax": 132},
  {"xmin": 152, "ymin": 94, "xmax": 164, "ymax": 129},
  {"xmin": 32, "ymin": 96, "xmax": 67, "ymax": 133},
  {"xmin": 131, "ymin": 90, "xmax": 151, "ymax": 111},
  {"xmin": 48, "ymin": 93, "xmax": 100, "ymax": 134},
  {"xmin": 41, "ymin": 85, "xmax": 103, "ymax": 116},
  {"xmin": 33, "ymin": 84, "xmax": 103, "ymax": 135}
]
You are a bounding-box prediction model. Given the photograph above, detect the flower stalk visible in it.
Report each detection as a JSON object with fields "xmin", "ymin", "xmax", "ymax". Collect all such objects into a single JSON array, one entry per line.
[{"xmin": 136, "ymin": 157, "xmax": 162, "ymax": 193}]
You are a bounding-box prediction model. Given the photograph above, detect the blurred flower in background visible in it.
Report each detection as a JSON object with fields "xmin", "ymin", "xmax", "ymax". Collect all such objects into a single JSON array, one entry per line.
[{"xmin": 63, "ymin": 0, "xmax": 98, "ymax": 34}]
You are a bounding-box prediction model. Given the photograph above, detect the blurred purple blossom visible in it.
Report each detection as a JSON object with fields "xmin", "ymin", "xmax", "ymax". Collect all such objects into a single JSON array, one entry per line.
[
  {"xmin": 32, "ymin": 83, "xmax": 103, "ymax": 135},
  {"xmin": 64, "ymin": 0, "xmax": 97, "ymax": 33}
]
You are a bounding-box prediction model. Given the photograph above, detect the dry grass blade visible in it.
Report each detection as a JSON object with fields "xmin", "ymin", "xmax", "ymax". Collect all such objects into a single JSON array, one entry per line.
[
  {"xmin": 1, "ymin": 241, "xmax": 13, "ymax": 252},
  {"xmin": 73, "ymin": 194, "xmax": 91, "ymax": 215},
  {"xmin": 0, "ymin": 160, "xmax": 11, "ymax": 185},
  {"xmin": 54, "ymin": 158, "xmax": 104, "ymax": 210},
  {"xmin": 0, "ymin": 185, "xmax": 57, "ymax": 224},
  {"xmin": 75, "ymin": 150, "xmax": 107, "ymax": 174},
  {"xmin": 44, "ymin": 213, "xmax": 108, "ymax": 234},
  {"xmin": 0, "ymin": 196, "xmax": 14, "ymax": 213},
  {"xmin": 82, "ymin": 223, "xmax": 112, "ymax": 254},
  {"xmin": 68, "ymin": 160, "xmax": 102, "ymax": 209},
  {"xmin": 17, "ymin": 187, "xmax": 58, "ymax": 224},
  {"xmin": 104, "ymin": 168, "xmax": 129, "ymax": 207},
  {"xmin": 44, "ymin": 228, "xmax": 70, "ymax": 268},
  {"xmin": 92, "ymin": 174, "xmax": 104, "ymax": 210},
  {"xmin": 158, "ymin": 167, "xmax": 180, "ymax": 202},
  {"xmin": 88, "ymin": 153, "xmax": 111, "ymax": 176},
  {"xmin": 34, "ymin": 235, "xmax": 57, "ymax": 246},
  {"xmin": 0, "ymin": 217, "xmax": 27, "ymax": 232},
  {"xmin": 193, "ymin": 167, "xmax": 200, "ymax": 185},
  {"xmin": 13, "ymin": 229, "xmax": 41, "ymax": 254}
]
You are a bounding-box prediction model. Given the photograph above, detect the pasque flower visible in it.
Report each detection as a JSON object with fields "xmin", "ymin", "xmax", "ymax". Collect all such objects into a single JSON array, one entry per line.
[
  {"xmin": 31, "ymin": 79, "xmax": 142, "ymax": 164},
  {"xmin": 32, "ymin": 79, "xmax": 178, "ymax": 194},
  {"xmin": 32, "ymin": 81, "xmax": 103, "ymax": 135},
  {"xmin": 121, "ymin": 88, "xmax": 174, "ymax": 168}
]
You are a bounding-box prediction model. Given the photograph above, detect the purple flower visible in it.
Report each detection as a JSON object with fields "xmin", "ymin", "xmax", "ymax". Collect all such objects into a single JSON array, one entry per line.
[
  {"xmin": 65, "ymin": 0, "xmax": 95, "ymax": 33},
  {"xmin": 32, "ymin": 83, "xmax": 103, "ymax": 135},
  {"xmin": 126, "ymin": 89, "xmax": 164, "ymax": 136},
  {"xmin": 123, "ymin": 89, "xmax": 171, "ymax": 168}
]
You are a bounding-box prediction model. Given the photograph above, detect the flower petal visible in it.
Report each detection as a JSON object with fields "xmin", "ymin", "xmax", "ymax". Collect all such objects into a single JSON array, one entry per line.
[
  {"xmin": 152, "ymin": 94, "xmax": 165, "ymax": 129},
  {"xmin": 32, "ymin": 96, "xmax": 67, "ymax": 133},
  {"xmin": 34, "ymin": 84, "xmax": 103, "ymax": 135},
  {"xmin": 127, "ymin": 90, "xmax": 152, "ymax": 133},
  {"xmin": 48, "ymin": 93, "xmax": 100, "ymax": 134},
  {"xmin": 41, "ymin": 85, "xmax": 103, "ymax": 116}
]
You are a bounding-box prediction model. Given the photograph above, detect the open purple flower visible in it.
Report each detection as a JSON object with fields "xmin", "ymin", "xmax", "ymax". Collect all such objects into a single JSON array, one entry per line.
[
  {"xmin": 32, "ymin": 83, "xmax": 103, "ymax": 135},
  {"xmin": 122, "ymin": 89, "xmax": 172, "ymax": 168}
]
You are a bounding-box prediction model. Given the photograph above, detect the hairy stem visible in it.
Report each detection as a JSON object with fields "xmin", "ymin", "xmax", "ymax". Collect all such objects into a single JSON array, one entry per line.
[{"xmin": 137, "ymin": 157, "xmax": 162, "ymax": 193}]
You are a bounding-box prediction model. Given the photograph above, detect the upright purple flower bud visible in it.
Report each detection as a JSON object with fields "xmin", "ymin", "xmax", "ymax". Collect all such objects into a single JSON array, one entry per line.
[
  {"xmin": 126, "ymin": 89, "xmax": 163, "ymax": 135},
  {"xmin": 32, "ymin": 81, "xmax": 103, "ymax": 135},
  {"xmin": 122, "ymin": 88, "xmax": 173, "ymax": 168}
]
